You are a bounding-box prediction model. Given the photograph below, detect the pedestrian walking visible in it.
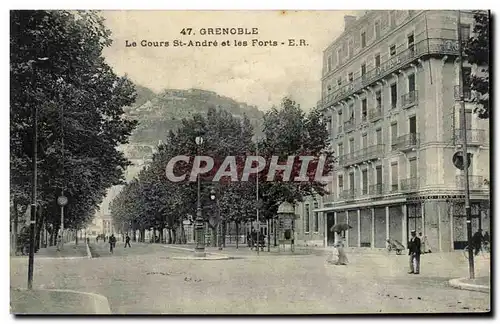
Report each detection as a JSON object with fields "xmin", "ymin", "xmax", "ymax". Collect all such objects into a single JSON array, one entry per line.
[
  {"xmin": 408, "ymin": 230, "xmax": 421, "ymax": 274},
  {"xmin": 471, "ymin": 229, "xmax": 484, "ymax": 256},
  {"xmin": 125, "ymin": 234, "xmax": 131, "ymax": 248},
  {"xmin": 109, "ymin": 234, "xmax": 116, "ymax": 253}
]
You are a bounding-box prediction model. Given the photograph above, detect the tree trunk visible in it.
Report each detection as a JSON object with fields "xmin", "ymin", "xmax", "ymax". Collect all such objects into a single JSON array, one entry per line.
[
  {"xmin": 267, "ymin": 219, "xmax": 271, "ymax": 252},
  {"xmin": 222, "ymin": 220, "xmax": 226, "ymax": 248},
  {"xmin": 274, "ymin": 218, "xmax": 277, "ymax": 246},
  {"xmin": 75, "ymin": 228, "xmax": 79, "ymax": 245},
  {"xmin": 167, "ymin": 228, "xmax": 172, "ymax": 244},
  {"xmin": 12, "ymin": 199, "xmax": 19, "ymax": 255},
  {"xmin": 35, "ymin": 208, "xmax": 43, "ymax": 252},
  {"xmin": 132, "ymin": 228, "xmax": 137, "ymax": 242},
  {"xmin": 159, "ymin": 227, "xmax": 164, "ymax": 244},
  {"xmin": 180, "ymin": 222, "xmax": 186, "ymax": 244},
  {"xmin": 235, "ymin": 222, "xmax": 239, "ymax": 249},
  {"xmin": 172, "ymin": 228, "xmax": 177, "ymax": 244}
]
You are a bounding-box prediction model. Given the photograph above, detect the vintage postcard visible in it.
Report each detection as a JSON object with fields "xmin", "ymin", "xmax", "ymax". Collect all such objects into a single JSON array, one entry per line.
[{"xmin": 10, "ymin": 9, "xmax": 491, "ymax": 315}]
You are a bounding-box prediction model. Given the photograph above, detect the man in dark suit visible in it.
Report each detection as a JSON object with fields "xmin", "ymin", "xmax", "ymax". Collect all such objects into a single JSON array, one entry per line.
[{"xmin": 408, "ymin": 230, "xmax": 421, "ymax": 274}]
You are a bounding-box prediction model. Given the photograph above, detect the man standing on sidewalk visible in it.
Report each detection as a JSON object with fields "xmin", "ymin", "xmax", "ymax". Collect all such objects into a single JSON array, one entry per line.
[
  {"xmin": 408, "ymin": 230, "xmax": 421, "ymax": 274},
  {"xmin": 125, "ymin": 234, "xmax": 131, "ymax": 248}
]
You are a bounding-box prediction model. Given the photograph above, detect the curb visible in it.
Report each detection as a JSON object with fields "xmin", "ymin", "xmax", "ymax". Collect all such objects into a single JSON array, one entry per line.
[
  {"xmin": 162, "ymin": 245, "xmax": 233, "ymax": 258},
  {"xmin": 448, "ymin": 278, "xmax": 490, "ymax": 294},
  {"xmin": 11, "ymin": 288, "xmax": 112, "ymax": 314}
]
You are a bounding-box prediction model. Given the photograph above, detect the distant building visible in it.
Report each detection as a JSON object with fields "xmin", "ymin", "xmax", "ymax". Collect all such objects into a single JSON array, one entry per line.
[{"xmin": 296, "ymin": 10, "xmax": 490, "ymax": 252}]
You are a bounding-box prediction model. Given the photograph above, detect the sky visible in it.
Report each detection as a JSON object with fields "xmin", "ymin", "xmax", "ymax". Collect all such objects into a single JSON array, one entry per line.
[{"xmin": 101, "ymin": 10, "xmax": 358, "ymax": 111}]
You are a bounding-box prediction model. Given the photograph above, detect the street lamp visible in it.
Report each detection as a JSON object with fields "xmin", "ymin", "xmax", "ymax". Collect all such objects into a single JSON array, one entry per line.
[
  {"xmin": 210, "ymin": 188, "xmax": 223, "ymax": 250},
  {"xmin": 27, "ymin": 56, "xmax": 49, "ymax": 290},
  {"xmin": 194, "ymin": 136, "xmax": 205, "ymax": 257}
]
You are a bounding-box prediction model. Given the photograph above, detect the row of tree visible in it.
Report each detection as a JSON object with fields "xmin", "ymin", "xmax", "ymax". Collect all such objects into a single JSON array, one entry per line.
[
  {"xmin": 110, "ymin": 100, "xmax": 334, "ymax": 247},
  {"xmin": 10, "ymin": 10, "xmax": 138, "ymax": 251}
]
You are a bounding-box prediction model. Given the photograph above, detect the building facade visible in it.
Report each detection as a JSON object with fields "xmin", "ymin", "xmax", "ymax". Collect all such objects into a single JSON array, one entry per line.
[{"xmin": 296, "ymin": 10, "xmax": 490, "ymax": 252}]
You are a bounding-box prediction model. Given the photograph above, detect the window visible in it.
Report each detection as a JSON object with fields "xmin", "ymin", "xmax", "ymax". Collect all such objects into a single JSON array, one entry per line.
[
  {"xmin": 348, "ymin": 39, "xmax": 353, "ymax": 57},
  {"xmin": 362, "ymin": 169, "xmax": 368, "ymax": 194},
  {"xmin": 459, "ymin": 110, "xmax": 473, "ymax": 130},
  {"xmin": 390, "ymin": 45, "xmax": 396, "ymax": 57},
  {"xmin": 408, "ymin": 33, "xmax": 415, "ymax": 54},
  {"xmin": 327, "ymin": 84, "xmax": 332, "ymax": 92},
  {"xmin": 337, "ymin": 77, "xmax": 342, "ymax": 87},
  {"xmin": 337, "ymin": 48, "xmax": 343, "ymax": 66},
  {"xmin": 304, "ymin": 204, "xmax": 310, "ymax": 233},
  {"xmin": 391, "ymin": 122, "xmax": 398, "ymax": 148},
  {"xmin": 390, "ymin": 83, "xmax": 398, "ymax": 108},
  {"xmin": 362, "ymin": 99, "xmax": 367, "ymax": 121},
  {"xmin": 348, "ymin": 103, "xmax": 354, "ymax": 120},
  {"xmin": 349, "ymin": 172, "xmax": 355, "ymax": 191},
  {"xmin": 375, "ymin": 54, "xmax": 381, "ymax": 68},
  {"xmin": 408, "ymin": 74, "xmax": 416, "ymax": 92},
  {"xmin": 327, "ymin": 56, "xmax": 332, "ymax": 72},
  {"xmin": 338, "ymin": 174, "xmax": 344, "ymax": 197},
  {"xmin": 313, "ymin": 202, "xmax": 319, "ymax": 232},
  {"xmin": 460, "ymin": 24, "xmax": 471, "ymax": 42},
  {"xmin": 348, "ymin": 72, "xmax": 354, "ymax": 82},
  {"xmin": 362, "ymin": 133, "xmax": 368, "ymax": 148},
  {"xmin": 409, "ymin": 158, "xmax": 417, "ymax": 179},
  {"xmin": 361, "ymin": 31, "xmax": 366, "ymax": 48},
  {"xmin": 376, "ymin": 128, "xmax": 382, "ymax": 145},
  {"xmin": 376, "ymin": 90, "xmax": 382, "ymax": 109},
  {"xmin": 337, "ymin": 143, "xmax": 344, "ymax": 157},
  {"xmin": 349, "ymin": 138, "xmax": 355, "ymax": 153},
  {"xmin": 390, "ymin": 10, "xmax": 396, "ymax": 27},
  {"xmin": 337, "ymin": 110, "xmax": 343, "ymax": 129},
  {"xmin": 374, "ymin": 21, "xmax": 381, "ymax": 39},
  {"xmin": 463, "ymin": 66, "xmax": 472, "ymax": 87},
  {"xmin": 391, "ymin": 162, "xmax": 398, "ymax": 192},
  {"xmin": 361, "ymin": 63, "xmax": 367, "ymax": 77}
]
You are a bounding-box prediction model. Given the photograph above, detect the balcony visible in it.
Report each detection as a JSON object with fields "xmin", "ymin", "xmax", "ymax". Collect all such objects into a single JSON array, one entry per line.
[
  {"xmin": 339, "ymin": 144, "xmax": 385, "ymax": 167},
  {"xmin": 368, "ymin": 106, "xmax": 383, "ymax": 122},
  {"xmin": 340, "ymin": 189, "xmax": 356, "ymax": 200},
  {"xmin": 323, "ymin": 194, "xmax": 336, "ymax": 203},
  {"xmin": 401, "ymin": 90, "xmax": 418, "ymax": 109},
  {"xmin": 453, "ymin": 85, "xmax": 472, "ymax": 101},
  {"xmin": 320, "ymin": 38, "xmax": 459, "ymax": 108},
  {"xmin": 337, "ymin": 125, "xmax": 343, "ymax": 134},
  {"xmin": 392, "ymin": 133, "xmax": 419, "ymax": 152},
  {"xmin": 344, "ymin": 118, "xmax": 355, "ymax": 133},
  {"xmin": 369, "ymin": 183, "xmax": 384, "ymax": 195},
  {"xmin": 400, "ymin": 177, "xmax": 419, "ymax": 192},
  {"xmin": 390, "ymin": 183, "xmax": 399, "ymax": 193},
  {"xmin": 454, "ymin": 129, "xmax": 485, "ymax": 146},
  {"xmin": 456, "ymin": 175, "xmax": 485, "ymax": 190}
]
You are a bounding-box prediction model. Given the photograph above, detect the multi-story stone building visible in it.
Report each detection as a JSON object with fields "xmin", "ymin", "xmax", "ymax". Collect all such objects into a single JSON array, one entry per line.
[{"xmin": 295, "ymin": 10, "xmax": 490, "ymax": 252}]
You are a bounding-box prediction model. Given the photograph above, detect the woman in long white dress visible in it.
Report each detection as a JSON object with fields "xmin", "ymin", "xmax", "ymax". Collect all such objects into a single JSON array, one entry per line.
[{"xmin": 333, "ymin": 234, "xmax": 348, "ymax": 265}]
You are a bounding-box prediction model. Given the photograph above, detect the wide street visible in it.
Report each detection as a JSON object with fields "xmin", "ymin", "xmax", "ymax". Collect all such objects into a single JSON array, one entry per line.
[{"xmin": 10, "ymin": 242, "xmax": 490, "ymax": 314}]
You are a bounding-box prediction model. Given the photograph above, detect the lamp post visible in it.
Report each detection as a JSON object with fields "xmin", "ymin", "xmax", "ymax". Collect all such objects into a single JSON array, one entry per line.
[
  {"xmin": 210, "ymin": 188, "xmax": 223, "ymax": 250},
  {"xmin": 194, "ymin": 136, "xmax": 205, "ymax": 257},
  {"xmin": 27, "ymin": 56, "xmax": 49, "ymax": 290}
]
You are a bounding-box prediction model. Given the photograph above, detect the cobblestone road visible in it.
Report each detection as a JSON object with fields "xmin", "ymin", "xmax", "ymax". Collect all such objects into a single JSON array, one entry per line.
[{"xmin": 10, "ymin": 242, "xmax": 491, "ymax": 314}]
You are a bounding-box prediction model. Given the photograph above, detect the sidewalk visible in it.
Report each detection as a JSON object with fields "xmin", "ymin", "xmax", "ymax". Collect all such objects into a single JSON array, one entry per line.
[
  {"xmin": 13, "ymin": 243, "xmax": 88, "ymax": 259},
  {"xmin": 10, "ymin": 287, "xmax": 111, "ymax": 314},
  {"xmin": 449, "ymin": 276, "xmax": 490, "ymax": 293}
]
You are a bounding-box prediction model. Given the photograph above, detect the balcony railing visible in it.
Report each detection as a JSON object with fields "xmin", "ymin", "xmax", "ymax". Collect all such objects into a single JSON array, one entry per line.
[
  {"xmin": 390, "ymin": 183, "xmax": 399, "ymax": 193},
  {"xmin": 323, "ymin": 194, "xmax": 336, "ymax": 203},
  {"xmin": 340, "ymin": 189, "xmax": 356, "ymax": 200},
  {"xmin": 453, "ymin": 85, "xmax": 472, "ymax": 101},
  {"xmin": 339, "ymin": 144, "xmax": 385, "ymax": 167},
  {"xmin": 368, "ymin": 106, "xmax": 383, "ymax": 121},
  {"xmin": 369, "ymin": 183, "xmax": 384, "ymax": 195},
  {"xmin": 456, "ymin": 175, "xmax": 484, "ymax": 190},
  {"xmin": 401, "ymin": 90, "xmax": 418, "ymax": 108},
  {"xmin": 392, "ymin": 133, "xmax": 419, "ymax": 152},
  {"xmin": 454, "ymin": 129, "xmax": 485, "ymax": 146},
  {"xmin": 344, "ymin": 118, "xmax": 355, "ymax": 132},
  {"xmin": 319, "ymin": 38, "xmax": 459, "ymax": 108},
  {"xmin": 400, "ymin": 177, "xmax": 419, "ymax": 192}
]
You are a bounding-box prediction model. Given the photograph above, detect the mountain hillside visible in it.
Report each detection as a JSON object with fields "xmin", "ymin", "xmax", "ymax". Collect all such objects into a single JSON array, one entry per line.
[{"xmin": 124, "ymin": 88, "xmax": 264, "ymax": 147}]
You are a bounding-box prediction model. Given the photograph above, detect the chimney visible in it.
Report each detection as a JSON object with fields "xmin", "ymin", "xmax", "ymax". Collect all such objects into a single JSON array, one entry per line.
[{"xmin": 344, "ymin": 15, "xmax": 357, "ymax": 31}]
